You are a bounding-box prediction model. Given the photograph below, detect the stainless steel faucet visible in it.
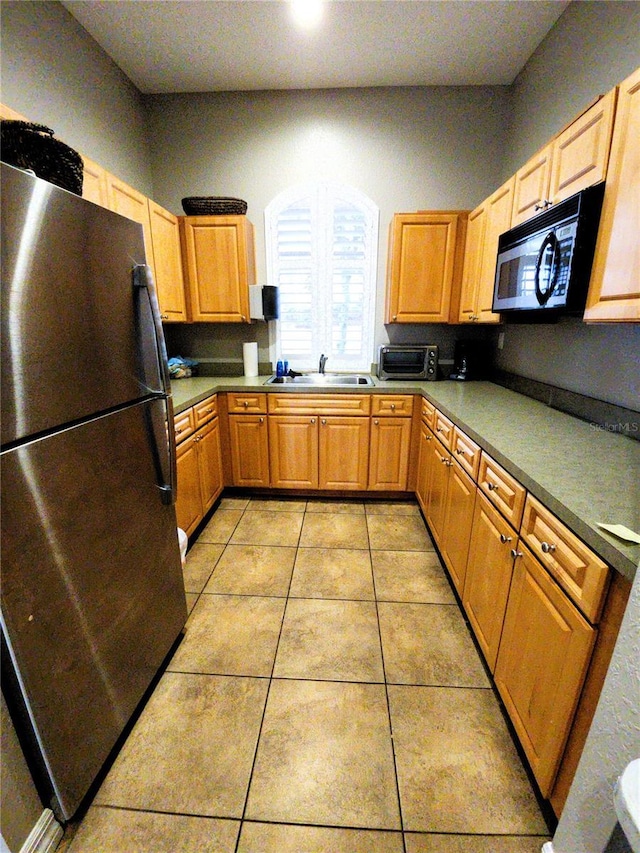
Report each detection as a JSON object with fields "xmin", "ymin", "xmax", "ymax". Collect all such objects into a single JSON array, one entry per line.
[{"xmin": 319, "ymin": 353, "xmax": 328, "ymax": 374}]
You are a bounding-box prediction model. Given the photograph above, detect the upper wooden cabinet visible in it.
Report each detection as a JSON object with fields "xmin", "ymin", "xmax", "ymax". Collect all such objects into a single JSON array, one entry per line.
[
  {"xmin": 148, "ymin": 200, "xmax": 188, "ymax": 322},
  {"xmin": 512, "ymin": 89, "xmax": 616, "ymax": 227},
  {"xmin": 458, "ymin": 178, "xmax": 513, "ymax": 323},
  {"xmin": 584, "ymin": 67, "xmax": 640, "ymax": 322},
  {"xmin": 81, "ymin": 155, "xmax": 109, "ymax": 207},
  {"xmin": 106, "ymin": 174, "xmax": 155, "ymax": 267},
  {"xmin": 549, "ymin": 88, "xmax": 616, "ymax": 205},
  {"xmin": 385, "ymin": 212, "xmax": 467, "ymax": 323},
  {"xmin": 180, "ymin": 215, "xmax": 255, "ymax": 323},
  {"xmin": 511, "ymin": 142, "xmax": 554, "ymax": 227}
]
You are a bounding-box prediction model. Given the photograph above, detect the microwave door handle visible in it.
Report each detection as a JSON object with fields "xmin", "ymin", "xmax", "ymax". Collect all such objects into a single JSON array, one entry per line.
[{"xmin": 535, "ymin": 231, "xmax": 561, "ymax": 306}]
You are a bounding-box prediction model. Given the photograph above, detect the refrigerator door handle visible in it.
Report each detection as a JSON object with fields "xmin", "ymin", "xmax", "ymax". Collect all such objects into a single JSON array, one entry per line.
[
  {"xmin": 133, "ymin": 265, "xmax": 177, "ymax": 505},
  {"xmin": 133, "ymin": 264, "xmax": 172, "ymax": 396}
]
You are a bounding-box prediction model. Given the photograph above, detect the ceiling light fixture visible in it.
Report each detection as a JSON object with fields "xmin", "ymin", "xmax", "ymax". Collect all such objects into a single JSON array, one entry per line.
[{"xmin": 290, "ymin": 0, "xmax": 323, "ymax": 29}]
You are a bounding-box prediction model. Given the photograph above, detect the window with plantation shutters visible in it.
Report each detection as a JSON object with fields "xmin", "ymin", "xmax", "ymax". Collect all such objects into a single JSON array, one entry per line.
[{"xmin": 265, "ymin": 182, "xmax": 379, "ymax": 372}]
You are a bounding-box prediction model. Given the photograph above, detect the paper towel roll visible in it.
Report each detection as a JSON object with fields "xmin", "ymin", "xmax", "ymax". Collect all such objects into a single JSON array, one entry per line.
[{"xmin": 243, "ymin": 342, "xmax": 259, "ymax": 377}]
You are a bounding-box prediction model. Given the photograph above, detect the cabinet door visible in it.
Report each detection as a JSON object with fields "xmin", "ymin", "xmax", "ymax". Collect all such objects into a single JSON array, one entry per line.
[
  {"xmin": 476, "ymin": 177, "xmax": 513, "ymax": 322},
  {"xmin": 319, "ymin": 416, "xmax": 370, "ymax": 490},
  {"xmin": 425, "ymin": 440, "xmax": 450, "ymax": 544},
  {"xmin": 81, "ymin": 155, "xmax": 109, "ymax": 207},
  {"xmin": 511, "ymin": 143, "xmax": 553, "ymax": 226},
  {"xmin": 415, "ymin": 420, "xmax": 435, "ymax": 512},
  {"xmin": 175, "ymin": 433, "xmax": 203, "ymax": 537},
  {"xmin": 440, "ymin": 460, "xmax": 476, "ymax": 595},
  {"xmin": 462, "ymin": 494, "xmax": 517, "ymax": 670},
  {"xmin": 269, "ymin": 416, "xmax": 318, "ymax": 489},
  {"xmin": 458, "ymin": 203, "xmax": 486, "ymax": 322},
  {"xmin": 148, "ymin": 199, "xmax": 187, "ymax": 322},
  {"xmin": 180, "ymin": 216, "xmax": 254, "ymax": 322},
  {"xmin": 106, "ymin": 175, "xmax": 155, "ymax": 274},
  {"xmin": 228, "ymin": 415, "xmax": 270, "ymax": 487},
  {"xmin": 549, "ymin": 88, "xmax": 616, "ymax": 205},
  {"xmin": 368, "ymin": 416, "xmax": 412, "ymax": 491},
  {"xmin": 386, "ymin": 213, "xmax": 465, "ymax": 323},
  {"xmin": 494, "ymin": 545, "xmax": 596, "ymax": 797},
  {"xmin": 197, "ymin": 417, "xmax": 223, "ymax": 514},
  {"xmin": 585, "ymin": 67, "xmax": 640, "ymax": 321}
]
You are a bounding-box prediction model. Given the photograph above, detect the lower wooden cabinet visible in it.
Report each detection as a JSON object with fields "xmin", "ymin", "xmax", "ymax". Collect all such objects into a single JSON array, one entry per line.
[
  {"xmin": 268, "ymin": 414, "xmax": 371, "ymax": 490},
  {"xmin": 269, "ymin": 416, "xmax": 319, "ymax": 489},
  {"xmin": 320, "ymin": 416, "xmax": 370, "ymax": 490},
  {"xmin": 439, "ymin": 458, "xmax": 476, "ymax": 595},
  {"xmin": 494, "ymin": 544, "xmax": 596, "ymax": 797},
  {"xmin": 424, "ymin": 437, "xmax": 450, "ymax": 543},
  {"xmin": 228, "ymin": 414, "xmax": 270, "ymax": 487},
  {"xmin": 415, "ymin": 418, "xmax": 435, "ymax": 511},
  {"xmin": 175, "ymin": 412, "xmax": 223, "ymax": 536},
  {"xmin": 368, "ymin": 415, "xmax": 411, "ymax": 490},
  {"xmin": 462, "ymin": 493, "xmax": 517, "ymax": 670}
]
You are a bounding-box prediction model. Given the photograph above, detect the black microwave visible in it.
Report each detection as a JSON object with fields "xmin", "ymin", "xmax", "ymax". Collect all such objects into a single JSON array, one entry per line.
[{"xmin": 492, "ymin": 183, "xmax": 605, "ymax": 316}]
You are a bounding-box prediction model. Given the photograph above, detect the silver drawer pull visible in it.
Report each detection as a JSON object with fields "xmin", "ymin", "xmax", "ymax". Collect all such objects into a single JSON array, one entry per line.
[
  {"xmin": 510, "ymin": 549, "xmax": 523, "ymax": 559},
  {"xmin": 456, "ymin": 449, "xmax": 465, "ymax": 455},
  {"xmin": 541, "ymin": 541, "xmax": 556, "ymax": 554},
  {"xmin": 500, "ymin": 534, "xmax": 512, "ymax": 544},
  {"xmin": 487, "ymin": 482, "xmax": 499, "ymax": 491}
]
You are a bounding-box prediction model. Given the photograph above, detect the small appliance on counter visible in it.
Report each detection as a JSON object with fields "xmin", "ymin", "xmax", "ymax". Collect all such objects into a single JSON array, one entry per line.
[
  {"xmin": 377, "ymin": 345, "xmax": 439, "ymax": 380},
  {"xmin": 449, "ymin": 340, "xmax": 490, "ymax": 381}
]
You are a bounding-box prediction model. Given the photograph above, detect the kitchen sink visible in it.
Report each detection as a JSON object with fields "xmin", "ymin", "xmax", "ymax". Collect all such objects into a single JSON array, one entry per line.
[{"xmin": 264, "ymin": 373, "xmax": 374, "ymax": 386}]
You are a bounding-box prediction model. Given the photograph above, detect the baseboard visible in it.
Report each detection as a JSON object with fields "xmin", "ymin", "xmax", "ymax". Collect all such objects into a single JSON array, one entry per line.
[
  {"xmin": 19, "ymin": 809, "xmax": 63, "ymax": 853},
  {"xmin": 541, "ymin": 842, "xmax": 555, "ymax": 853}
]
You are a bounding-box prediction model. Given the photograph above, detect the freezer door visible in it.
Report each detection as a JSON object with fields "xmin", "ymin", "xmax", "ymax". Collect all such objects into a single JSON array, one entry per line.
[
  {"xmin": 1, "ymin": 163, "xmax": 166, "ymax": 446},
  {"xmin": 0, "ymin": 398, "xmax": 187, "ymax": 819}
]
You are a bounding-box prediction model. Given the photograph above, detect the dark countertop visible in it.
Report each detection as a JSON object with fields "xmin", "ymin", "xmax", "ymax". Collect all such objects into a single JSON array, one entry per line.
[{"xmin": 171, "ymin": 375, "xmax": 639, "ymax": 580}]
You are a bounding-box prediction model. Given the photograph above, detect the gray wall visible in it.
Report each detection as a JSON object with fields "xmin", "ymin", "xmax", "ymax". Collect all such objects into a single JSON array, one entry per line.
[
  {"xmin": 148, "ymin": 85, "xmax": 509, "ymax": 368},
  {"xmin": 494, "ymin": 1, "xmax": 640, "ymax": 412},
  {"xmin": 0, "ymin": 0, "xmax": 153, "ymax": 194},
  {"xmin": 504, "ymin": 1, "xmax": 640, "ymax": 176}
]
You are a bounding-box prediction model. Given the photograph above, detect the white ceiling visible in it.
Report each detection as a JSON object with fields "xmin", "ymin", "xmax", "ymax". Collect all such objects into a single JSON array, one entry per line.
[{"xmin": 61, "ymin": 0, "xmax": 570, "ymax": 94}]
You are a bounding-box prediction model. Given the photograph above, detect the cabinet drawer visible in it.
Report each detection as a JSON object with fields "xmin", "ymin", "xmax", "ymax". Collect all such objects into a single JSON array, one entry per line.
[
  {"xmin": 421, "ymin": 397, "xmax": 436, "ymax": 428},
  {"xmin": 174, "ymin": 408, "xmax": 195, "ymax": 444},
  {"xmin": 194, "ymin": 394, "xmax": 217, "ymax": 428},
  {"xmin": 226, "ymin": 392, "xmax": 268, "ymax": 414},
  {"xmin": 520, "ymin": 495, "xmax": 610, "ymax": 623},
  {"xmin": 267, "ymin": 394, "xmax": 371, "ymax": 416},
  {"xmin": 371, "ymin": 394, "xmax": 414, "ymax": 417},
  {"xmin": 478, "ymin": 453, "xmax": 526, "ymax": 528},
  {"xmin": 433, "ymin": 410, "xmax": 454, "ymax": 449},
  {"xmin": 451, "ymin": 426, "xmax": 481, "ymax": 481}
]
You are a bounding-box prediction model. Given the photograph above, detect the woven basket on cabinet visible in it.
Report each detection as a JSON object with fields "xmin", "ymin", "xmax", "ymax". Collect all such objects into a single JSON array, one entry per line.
[
  {"xmin": 181, "ymin": 196, "xmax": 248, "ymax": 216},
  {"xmin": 1, "ymin": 120, "xmax": 84, "ymax": 195}
]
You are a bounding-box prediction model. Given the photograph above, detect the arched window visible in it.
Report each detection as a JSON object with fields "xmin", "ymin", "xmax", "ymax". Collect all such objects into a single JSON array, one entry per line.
[{"xmin": 265, "ymin": 182, "xmax": 379, "ymax": 372}]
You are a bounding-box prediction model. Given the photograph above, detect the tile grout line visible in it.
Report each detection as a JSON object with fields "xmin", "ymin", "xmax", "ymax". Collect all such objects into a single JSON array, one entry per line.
[
  {"xmin": 367, "ymin": 505, "xmax": 408, "ymax": 853},
  {"xmin": 231, "ymin": 496, "xmax": 307, "ymax": 853}
]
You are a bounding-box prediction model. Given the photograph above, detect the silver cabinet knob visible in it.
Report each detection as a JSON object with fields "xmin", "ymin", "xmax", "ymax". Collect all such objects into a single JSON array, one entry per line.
[
  {"xmin": 321, "ymin": 418, "xmax": 327, "ymax": 425},
  {"xmin": 541, "ymin": 541, "xmax": 556, "ymax": 554},
  {"xmin": 310, "ymin": 418, "xmax": 316, "ymax": 424},
  {"xmin": 243, "ymin": 400, "xmax": 249, "ymax": 408},
  {"xmin": 259, "ymin": 417, "xmax": 264, "ymax": 424},
  {"xmin": 487, "ymin": 482, "xmax": 499, "ymax": 491},
  {"xmin": 456, "ymin": 448, "xmax": 465, "ymax": 455},
  {"xmin": 510, "ymin": 549, "xmax": 523, "ymax": 559},
  {"xmin": 500, "ymin": 534, "xmax": 512, "ymax": 544},
  {"xmin": 391, "ymin": 403, "xmax": 396, "ymax": 410}
]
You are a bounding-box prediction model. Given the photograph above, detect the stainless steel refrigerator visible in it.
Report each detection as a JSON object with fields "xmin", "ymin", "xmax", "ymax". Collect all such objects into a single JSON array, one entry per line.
[{"xmin": 0, "ymin": 162, "xmax": 188, "ymax": 821}]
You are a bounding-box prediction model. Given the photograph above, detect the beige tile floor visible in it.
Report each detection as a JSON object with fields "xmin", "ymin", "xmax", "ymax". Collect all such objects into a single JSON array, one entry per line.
[{"xmin": 63, "ymin": 496, "xmax": 551, "ymax": 853}]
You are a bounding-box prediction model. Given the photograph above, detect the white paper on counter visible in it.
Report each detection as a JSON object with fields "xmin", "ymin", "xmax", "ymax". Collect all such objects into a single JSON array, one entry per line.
[
  {"xmin": 243, "ymin": 342, "xmax": 258, "ymax": 377},
  {"xmin": 597, "ymin": 523, "xmax": 640, "ymax": 544}
]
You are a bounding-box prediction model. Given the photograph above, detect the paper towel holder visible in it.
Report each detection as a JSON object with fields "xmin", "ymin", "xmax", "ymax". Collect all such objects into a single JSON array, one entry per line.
[{"xmin": 249, "ymin": 285, "xmax": 279, "ymax": 321}]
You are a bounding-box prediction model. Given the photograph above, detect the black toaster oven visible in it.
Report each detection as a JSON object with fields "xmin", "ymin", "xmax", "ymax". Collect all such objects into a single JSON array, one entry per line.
[{"xmin": 377, "ymin": 345, "xmax": 439, "ymax": 380}]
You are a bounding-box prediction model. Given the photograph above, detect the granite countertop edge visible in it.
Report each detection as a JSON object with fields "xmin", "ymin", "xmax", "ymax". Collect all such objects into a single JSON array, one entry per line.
[{"xmin": 170, "ymin": 375, "xmax": 639, "ymax": 581}]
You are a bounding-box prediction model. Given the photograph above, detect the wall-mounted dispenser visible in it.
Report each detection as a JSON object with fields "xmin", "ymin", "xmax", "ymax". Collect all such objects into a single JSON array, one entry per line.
[{"xmin": 249, "ymin": 285, "xmax": 279, "ymax": 321}]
